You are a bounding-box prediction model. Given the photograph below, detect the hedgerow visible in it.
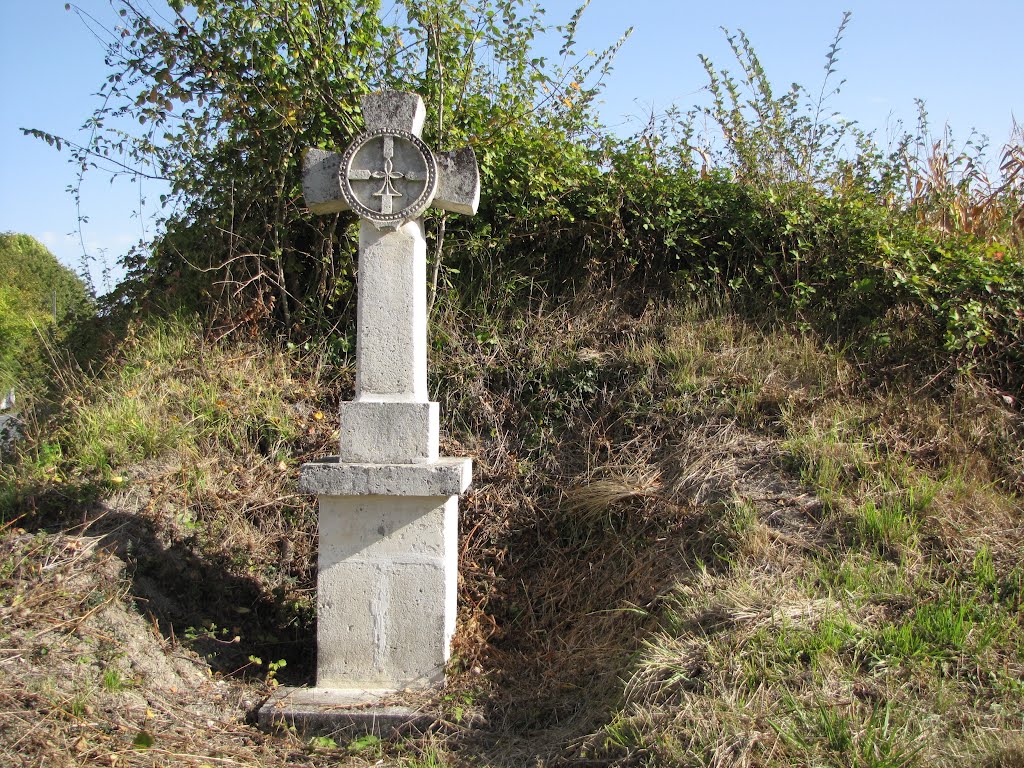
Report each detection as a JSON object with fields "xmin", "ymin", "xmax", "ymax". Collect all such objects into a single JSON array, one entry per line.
[{"xmin": 25, "ymin": 3, "xmax": 1023, "ymax": 396}]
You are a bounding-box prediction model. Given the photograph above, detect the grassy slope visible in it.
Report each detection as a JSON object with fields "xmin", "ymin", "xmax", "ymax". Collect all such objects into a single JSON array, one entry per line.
[{"xmin": 0, "ymin": 306, "xmax": 1021, "ymax": 767}]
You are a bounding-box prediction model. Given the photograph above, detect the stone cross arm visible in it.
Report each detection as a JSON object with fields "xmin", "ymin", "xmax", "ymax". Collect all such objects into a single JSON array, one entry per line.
[{"xmin": 303, "ymin": 92, "xmax": 480, "ymax": 226}]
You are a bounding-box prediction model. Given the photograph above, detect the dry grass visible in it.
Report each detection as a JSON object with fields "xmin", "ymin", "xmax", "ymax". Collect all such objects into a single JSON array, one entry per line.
[
  {"xmin": 1, "ymin": 303, "xmax": 1021, "ymax": 766},
  {"xmin": 0, "ymin": 526, "xmax": 302, "ymax": 767},
  {"xmin": 903, "ymin": 121, "xmax": 1024, "ymax": 245}
]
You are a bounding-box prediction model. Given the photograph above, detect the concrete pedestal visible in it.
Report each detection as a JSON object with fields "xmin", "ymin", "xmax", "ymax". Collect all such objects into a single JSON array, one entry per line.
[
  {"xmin": 316, "ymin": 493, "xmax": 458, "ymax": 688},
  {"xmin": 303, "ymin": 457, "xmax": 470, "ymax": 690},
  {"xmin": 261, "ymin": 457, "xmax": 470, "ymax": 733}
]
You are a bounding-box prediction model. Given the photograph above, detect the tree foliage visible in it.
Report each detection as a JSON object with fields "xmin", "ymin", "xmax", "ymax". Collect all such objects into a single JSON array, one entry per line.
[
  {"xmin": 0, "ymin": 233, "xmax": 93, "ymax": 389},
  {"xmin": 24, "ymin": 6, "xmax": 1024, "ymax": 395},
  {"xmin": 27, "ymin": 0, "xmax": 626, "ymax": 342}
]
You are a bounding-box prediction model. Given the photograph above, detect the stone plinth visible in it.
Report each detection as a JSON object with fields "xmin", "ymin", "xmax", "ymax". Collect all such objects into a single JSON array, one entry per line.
[
  {"xmin": 257, "ymin": 687, "xmax": 434, "ymax": 738},
  {"xmin": 300, "ymin": 458, "xmax": 470, "ymax": 690}
]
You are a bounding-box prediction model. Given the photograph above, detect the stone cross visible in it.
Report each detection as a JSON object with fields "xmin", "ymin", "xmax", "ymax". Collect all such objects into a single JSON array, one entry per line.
[
  {"xmin": 302, "ymin": 91, "xmax": 479, "ymax": 463},
  {"xmin": 290, "ymin": 91, "xmax": 477, "ymax": 708}
]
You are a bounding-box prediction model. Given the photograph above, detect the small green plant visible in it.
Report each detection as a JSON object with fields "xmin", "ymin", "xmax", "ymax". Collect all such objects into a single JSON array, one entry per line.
[
  {"xmin": 308, "ymin": 735, "xmax": 338, "ymax": 750},
  {"xmin": 728, "ymin": 498, "xmax": 758, "ymax": 536},
  {"xmin": 816, "ymin": 704, "xmax": 854, "ymax": 753},
  {"xmin": 855, "ymin": 703, "xmax": 924, "ymax": 767},
  {"xmin": 874, "ymin": 593, "xmax": 979, "ymax": 664},
  {"xmin": 854, "ymin": 499, "xmax": 919, "ymax": 555},
  {"xmin": 774, "ymin": 697, "xmax": 923, "ymax": 766},
  {"xmin": 131, "ymin": 729, "xmax": 155, "ymax": 750},
  {"xmin": 247, "ymin": 655, "xmax": 287, "ymax": 686},
  {"xmin": 184, "ymin": 621, "xmax": 234, "ymax": 643},
  {"xmin": 68, "ymin": 692, "xmax": 91, "ymax": 718},
  {"xmin": 101, "ymin": 668, "xmax": 126, "ymax": 692},
  {"xmin": 973, "ymin": 545, "xmax": 997, "ymax": 591},
  {"xmin": 913, "ymin": 597, "xmax": 973, "ymax": 649},
  {"xmin": 441, "ymin": 690, "xmax": 476, "ymax": 724},
  {"xmin": 998, "ymin": 563, "xmax": 1024, "ymax": 609},
  {"xmin": 602, "ymin": 712, "xmax": 649, "ymax": 754},
  {"xmin": 346, "ymin": 734, "xmax": 382, "ymax": 755},
  {"xmin": 405, "ymin": 749, "xmax": 451, "ymax": 768},
  {"xmin": 817, "ymin": 553, "xmax": 906, "ymax": 598},
  {"xmin": 877, "ymin": 620, "xmax": 927, "ymax": 661}
]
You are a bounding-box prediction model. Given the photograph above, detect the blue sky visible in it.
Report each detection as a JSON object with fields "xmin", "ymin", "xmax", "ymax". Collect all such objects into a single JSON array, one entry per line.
[{"xmin": 2, "ymin": 1, "xmax": 1021, "ymax": 292}]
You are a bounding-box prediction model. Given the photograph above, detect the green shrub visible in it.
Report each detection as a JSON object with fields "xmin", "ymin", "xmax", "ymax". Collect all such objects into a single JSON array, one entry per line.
[
  {"xmin": 30, "ymin": 6, "xmax": 1023, "ymax": 399},
  {"xmin": 0, "ymin": 233, "xmax": 93, "ymax": 392}
]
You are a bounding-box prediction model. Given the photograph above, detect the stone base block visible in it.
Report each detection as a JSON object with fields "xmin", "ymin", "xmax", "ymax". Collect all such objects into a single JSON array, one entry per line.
[
  {"xmin": 339, "ymin": 401, "xmax": 438, "ymax": 463},
  {"xmin": 316, "ymin": 494, "xmax": 459, "ymax": 690},
  {"xmin": 258, "ymin": 687, "xmax": 434, "ymax": 738}
]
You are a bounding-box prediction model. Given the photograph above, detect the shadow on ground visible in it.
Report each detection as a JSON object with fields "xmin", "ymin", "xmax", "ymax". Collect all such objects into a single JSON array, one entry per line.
[{"xmin": 10, "ymin": 478, "xmax": 316, "ymax": 688}]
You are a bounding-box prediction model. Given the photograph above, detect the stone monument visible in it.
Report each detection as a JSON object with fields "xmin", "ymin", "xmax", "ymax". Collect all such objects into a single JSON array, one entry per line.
[{"xmin": 259, "ymin": 91, "xmax": 479, "ymax": 733}]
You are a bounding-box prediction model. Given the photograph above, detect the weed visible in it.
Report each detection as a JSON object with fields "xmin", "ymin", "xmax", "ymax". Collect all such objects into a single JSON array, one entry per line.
[
  {"xmin": 346, "ymin": 733, "xmax": 382, "ymax": 755},
  {"xmin": 973, "ymin": 545, "xmax": 997, "ymax": 591},
  {"xmin": 854, "ymin": 498, "xmax": 920, "ymax": 555},
  {"xmin": 784, "ymin": 415, "xmax": 875, "ymax": 502},
  {"xmin": 774, "ymin": 697, "xmax": 923, "ymax": 767},
  {"xmin": 100, "ymin": 667, "xmax": 126, "ymax": 692},
  {"xmin": 307, "ymin": 735, "xmax": 338, "ymax": 750},
  {"xmin": 247, "ymin": 655, "xmax": 287, "ymax": 686},
  {"xmin": 728, "ymin": 498, "xmax": 758, "ymax": 536},
  {"xmin": 68, "ymin": 692, "xmax": 91, "ymax": 718},
  {"xmin": 998, "ymin": 563, "xmax": 1024, "ymax": 609},
  {"xmin": 872, "ymin": 589, "xmax": 994, "ymax": 668},
  {"xmin": 404, "ymin": 748, "xmax": 451, "ymax": 768},
  {"xmin": 601, "ymin": 712, "xmax": 649, "ymax": 755}
]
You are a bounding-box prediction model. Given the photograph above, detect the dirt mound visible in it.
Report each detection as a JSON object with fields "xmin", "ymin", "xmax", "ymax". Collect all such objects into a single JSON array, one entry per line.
[{"xmin": 0, "ymin": 528, "xmax": 294, "ymax": 767}]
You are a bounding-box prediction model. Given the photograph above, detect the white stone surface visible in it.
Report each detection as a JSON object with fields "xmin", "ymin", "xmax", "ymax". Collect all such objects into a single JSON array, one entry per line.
[
  {"xmin": 303, "ymin": 149, "xmax": 347, "ymax": 214},
  {"xmin": 342, "ymin": 130, "xmax": 438, "ymax": 229},
  {"xmin": 338, "ymin": 401, "xmax": 438, "ymax": 464},
  {"xmin": 433, "ymin": 147, "xmax": 481, "ymax": 215},
  {"xmin": 361, "ymin": 91, "xmax": 425, "ymax": 137},
  {"xmin": 355, "ymin": 220, "xmax": 428, "ymax": 402},
  {"xmin": 316, "ymin": 495, "xmax": 458, "ymax": 689},
  {"xmin": 303, "ymin": 91, "xmax": 479, "ymax": 226},
  {"xmin": 300, "ymin": 457, "xmax": 472, "ymax": 497}
]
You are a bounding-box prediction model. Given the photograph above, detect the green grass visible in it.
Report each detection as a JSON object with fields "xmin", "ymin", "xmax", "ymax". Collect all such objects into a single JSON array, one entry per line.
[
  {"xmin": 814, "ymin": 554, "xmax": 908, "ymax": 598},
  {"xmin": 773, "ymin": 697, "xmax": 924, "ymax": 768},
  {"xmin": 853, "ymin": 498, "xmax": 919, "ymax": 555},
  {"xmin": 101, "ymin": 667, "xmax": 126, "ymax": 692},
  {"xmin": 577, "ymin": 307, "xmax": 1023, "ymax": 767},
  {"xmin": 24, "ymin": 317, "xmax": 304, "ymax": 485}
]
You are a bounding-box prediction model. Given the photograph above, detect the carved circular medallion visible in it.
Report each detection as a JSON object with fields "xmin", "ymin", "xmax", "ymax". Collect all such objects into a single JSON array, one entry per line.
[{"xmin": 339, "ymin": 129, "xmax": 438, "ymax": 225}]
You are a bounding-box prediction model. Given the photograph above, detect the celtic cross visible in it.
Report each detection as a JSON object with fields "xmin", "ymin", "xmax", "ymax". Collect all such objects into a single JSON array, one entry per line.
[
  {"xmin": 302, "ymin": 91, "xmax": 480, "ymax": 413},
  {"xmin": 303, "ymin": 91, "xmax": 479, "ymax": 230},
  {"xmin": 346, "ymin": 134, "xmax": 428, "ymax": 215}
]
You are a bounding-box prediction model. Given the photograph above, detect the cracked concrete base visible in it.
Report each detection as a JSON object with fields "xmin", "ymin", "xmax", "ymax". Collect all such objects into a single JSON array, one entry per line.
[{"xmin": 257, "ymin": 686, "xmax": 436, "ymax": 738}]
